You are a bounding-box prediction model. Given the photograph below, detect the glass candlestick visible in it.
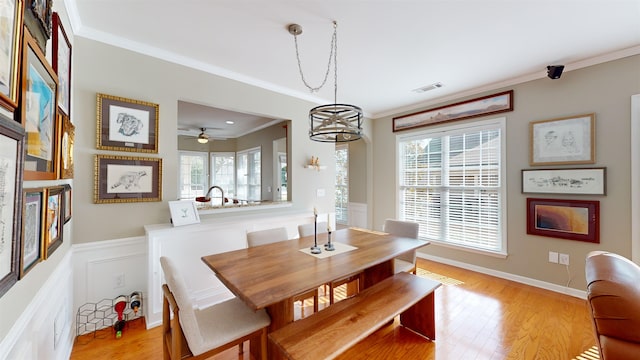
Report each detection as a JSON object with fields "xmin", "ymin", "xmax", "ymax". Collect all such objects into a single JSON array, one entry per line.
[{"xmin": 324, "ymin": 231, "xmax": 335, "ymax": 251}]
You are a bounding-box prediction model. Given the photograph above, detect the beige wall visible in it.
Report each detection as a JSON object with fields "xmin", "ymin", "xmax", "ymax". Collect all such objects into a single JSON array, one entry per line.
[
  {"xmin": 372, "ymin": 55, "xmax": 640, "ymax": 291},
  {"xmin": 72, "ymin": 38, "xmax": 342, "ymax": 244},
  {"xmin": 348, "ymin": 139, "xmax": 367, "ymax": 203}
]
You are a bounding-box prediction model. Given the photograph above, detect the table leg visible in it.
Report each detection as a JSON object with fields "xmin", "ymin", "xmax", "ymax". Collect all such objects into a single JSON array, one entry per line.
[
  {"xmin": 400, "ymin": 292, "xmax": 436, "ymax": 340},
  {"xmin": 362, "ymin": 259, "xmax": 394, "ymax": 289},
  {"xmin": 251, "ymin": 298, "xmax": 293, "ymax": 360}
]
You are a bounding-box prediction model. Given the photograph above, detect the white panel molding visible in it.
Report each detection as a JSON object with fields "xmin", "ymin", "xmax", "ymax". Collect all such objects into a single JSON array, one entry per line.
[
  {"xmin": 0, "ymin": 252, "xmax": 74, "ymax": 360},
  {"xmin": 417, "ymin": 252, "xmax": 586, "ymax": 299},
  {"xmin": 348, "ymin": 202, "xmax": 368, "ymax": 229}
]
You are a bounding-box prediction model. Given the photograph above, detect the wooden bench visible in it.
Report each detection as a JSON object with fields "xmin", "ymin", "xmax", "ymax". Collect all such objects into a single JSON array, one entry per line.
[{"xmin": 268, "ymin": 272, "xmax": 441, "ymax": 360}]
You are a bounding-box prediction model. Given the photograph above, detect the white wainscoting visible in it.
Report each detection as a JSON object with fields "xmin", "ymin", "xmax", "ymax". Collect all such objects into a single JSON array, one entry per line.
[
  {"xmin": 72, "ymin": 235, "xmax": 148, "ymax": 334},
  {"xmin": 145, "ymin": 209, "xmax": 314, "ymax": 328},
  {"xmin": 348, "ymin": 202, "xmax": 368, "ymax": 228},
  {"xmin": 0, "ymin": 251, "xmax": 74, "ymax": 360}
]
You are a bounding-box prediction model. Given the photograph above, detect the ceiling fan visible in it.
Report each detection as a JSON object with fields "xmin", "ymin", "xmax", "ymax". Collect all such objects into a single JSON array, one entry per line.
[{"xmin": 179, "ymin": 127, "xmax": 224, "ymax": 144}]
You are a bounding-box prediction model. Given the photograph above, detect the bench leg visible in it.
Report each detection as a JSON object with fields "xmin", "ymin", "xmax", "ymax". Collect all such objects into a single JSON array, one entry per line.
[{"xmin": 400, "ymin": 292, "xmax": 436, "ymax": 340}]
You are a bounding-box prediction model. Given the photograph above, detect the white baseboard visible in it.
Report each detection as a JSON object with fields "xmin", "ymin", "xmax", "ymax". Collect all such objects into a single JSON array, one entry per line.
[{"xmin": 417, "ymin": 253, "xmax": 587, "ymax": 299}]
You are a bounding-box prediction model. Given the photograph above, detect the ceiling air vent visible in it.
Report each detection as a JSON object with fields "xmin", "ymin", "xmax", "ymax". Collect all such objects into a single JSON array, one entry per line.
[{"xmin": 412, "ymin": 82, "xmax": 444, "ymax": 93}]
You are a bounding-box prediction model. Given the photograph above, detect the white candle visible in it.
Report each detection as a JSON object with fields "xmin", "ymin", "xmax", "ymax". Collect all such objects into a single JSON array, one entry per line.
[
  {"xmin": 313, "ymin": 207, "xmax": 318, "ymax": 216},
  {"xmin": 327, "ymin": 214, "xmax": 331, "ymax": 231}
]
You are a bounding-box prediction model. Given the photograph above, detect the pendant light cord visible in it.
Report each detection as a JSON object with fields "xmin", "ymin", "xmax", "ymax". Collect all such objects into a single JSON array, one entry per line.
[{"xmin": 292, "ymin": 21, "xmax": 338, "ymax": 102}]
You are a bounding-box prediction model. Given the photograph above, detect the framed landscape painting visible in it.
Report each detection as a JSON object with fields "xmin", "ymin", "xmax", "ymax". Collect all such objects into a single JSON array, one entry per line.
[
  {"xmin": 526, "ymin": 198, "xmax": 599, "ymax": 243},
  {"xmin": 52, "ymin": 12, "xmax": 71, "ymax": 116},
  {"xmin": 393, "ymin": 90, "xmax": 513, "ymax": 132},
  {"xmin": 96, "ymin": 93, "xmax": 159, "ymax": 153}
]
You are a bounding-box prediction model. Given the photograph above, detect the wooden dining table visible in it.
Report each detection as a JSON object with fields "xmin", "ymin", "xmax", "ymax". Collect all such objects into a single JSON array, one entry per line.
[{"xmin": 201, "ymin": 227, "xmax": 429, "ymax": 358}]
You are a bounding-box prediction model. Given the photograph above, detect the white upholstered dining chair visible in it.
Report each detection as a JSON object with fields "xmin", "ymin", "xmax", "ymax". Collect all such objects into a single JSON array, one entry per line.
[
  {"xmin": 246, "ymin": 227, "xmax": 320, "ymax": 313},
  {"xmin": 297, "ymin": 222, "xmax": 362, "ymax": 305},
  {"xmin": 160, "ymin": 256, "xmax": 270, "ymax": 360},
  {"xmin": 383, "ymin": 219, "xmax": 420, "ymax": 274}
]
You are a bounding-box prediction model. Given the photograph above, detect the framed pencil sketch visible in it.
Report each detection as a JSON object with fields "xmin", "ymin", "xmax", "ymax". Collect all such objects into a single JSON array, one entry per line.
[
  {"xmin": 21, "ymin": 28, "xmax": 59, "ymax": 180},
  {"xmin": 526, "ymin": 198, "xmax": 599, "ymax": 243},
  {"xmin": 0, "ymin": 0, "xmax": 24, "ymax": 111},
  {"xmin": 59, "ymin": 114, "xmax": 74, "ymax": 179},
  {"xmin": 96, "ymin": 93, "xmax": 159, "ymax": 153},
  {"xmin": 21, "ymin": 188, "xmax": 44, "ymax": 278},
  {"xmin": 530, "ymin": 114, "xmax": 595, "ymax": 166},
  {"xmin": 393, "ymin": 90, "xmax": 513, "ymax": 132},
  {"xmin": 52, "ymin": 12, "xmax": 71, "ymax": 116},
  {"xmin": 44, "ymin": 185, "xmax": 64, "ymax": 258},
  {"xmin": 0, "ymin": 113, "xmax": 24, "ymax": 296},
  {"xmin": 94, "ymin": 154, "xmax": 163, "ymax": 204},
  {"xmin": 169, "ymin": 200, "xmax": 201, "ymax": 227},
  {"xmin": 522, "ymin": 167, "xmax": 606, "ymax": 195}
]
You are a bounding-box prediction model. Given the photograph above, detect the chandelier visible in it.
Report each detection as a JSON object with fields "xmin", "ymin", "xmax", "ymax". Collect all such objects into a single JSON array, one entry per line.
[{"xmin": 288, "ymin": 21, "xmax": 363, "ymax": 142}]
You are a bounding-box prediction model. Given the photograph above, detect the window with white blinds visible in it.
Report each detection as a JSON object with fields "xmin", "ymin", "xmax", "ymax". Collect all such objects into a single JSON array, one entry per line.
[
  {"xmin": 335, "ymin": 144, "xmax": 349, "ymax": 224},
  {"xmin": 397, "ymin": 118, "xmax": 506, "ymax": 254}
]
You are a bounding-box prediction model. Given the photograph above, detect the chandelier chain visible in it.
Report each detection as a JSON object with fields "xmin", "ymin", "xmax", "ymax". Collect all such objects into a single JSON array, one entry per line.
[{"xmin": 292, "ymin": 21, "xmax": 338, "ymax": 96}]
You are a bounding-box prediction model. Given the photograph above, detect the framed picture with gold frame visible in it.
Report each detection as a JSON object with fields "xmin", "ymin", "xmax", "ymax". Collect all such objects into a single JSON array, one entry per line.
[
  {"xmin": 59, "ymin": 114, "xmax": 74, "ymax": 179},
  {"xmin": 0, "ymin": 0, "xmax": 24, "ymax": 111},
  {"xmin": 20, "ymin": 27, "xmax": 59, "ymax": 180},
  {"xmin": 96, "ymin": 93, "xmax": 159, "ymax": 153},
  {"xmin": 529, "ymin": 114, "xmax": 595, "ymax": 166},
  {"xmin": 44, "ymin": 185, "xmax": 64, "ymax": 258},
  {"xmin": 94, "ymin": 154, "xmax": 163, "ymax": 203},
  {"xmin": 21, "ymin": 187, "xmax": 44, "ymax": 278}
]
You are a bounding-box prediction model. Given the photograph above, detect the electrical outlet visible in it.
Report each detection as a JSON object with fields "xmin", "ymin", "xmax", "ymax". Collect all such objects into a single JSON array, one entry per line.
[
  {"xmin": 559, "ymin": 253, "xmax": 570, "ymax": 265},
  {"xmin": 548, "ymin": 251, "xmax": 559, "ymax": 263},
  {"xmin": 114, "ymin": 273, "xmax": 125, "ymax": 288}
]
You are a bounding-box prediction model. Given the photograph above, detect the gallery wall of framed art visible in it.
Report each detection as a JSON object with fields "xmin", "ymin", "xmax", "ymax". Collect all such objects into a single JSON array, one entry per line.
[{"xmin": 0, "ymin": 6, "xmax": 75, "ymax": 299}]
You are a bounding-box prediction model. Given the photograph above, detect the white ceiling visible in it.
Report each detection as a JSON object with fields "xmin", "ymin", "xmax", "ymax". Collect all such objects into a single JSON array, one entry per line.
[{"xmin": 67, "ymin": 0, "xmax": 640, "ymax": 136}]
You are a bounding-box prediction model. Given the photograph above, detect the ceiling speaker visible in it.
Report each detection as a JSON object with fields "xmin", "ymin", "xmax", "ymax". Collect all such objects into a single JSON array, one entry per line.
[{"xmin": 547, "ymin": 65, "xmax": 564, "ymax": 79}]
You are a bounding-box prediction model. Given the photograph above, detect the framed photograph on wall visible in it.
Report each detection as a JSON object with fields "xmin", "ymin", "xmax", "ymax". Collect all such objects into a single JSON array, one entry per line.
[
  {"xmin": 530, "ymin": 114, "xmax": 595, "ymax": 166},
  {"xmin": 21, "ymin": 188, "xmax": 44, "ymax": 278},
  {"xmin": 0, "ymin": 0, "xmax": 24, "ymax": 111},
  {"xmin": 0, "ymin": 113, "xmax": 24, "ymax": 296},
  {"xmin": 20, "ymin": 27, "xmax": 59, "ymax": 180},
  {"xmin": 168, "ymin": 200, "xmax": 201, "ymax": 227},
  {"xmin": 44, "ymin": 186, "xmax": 64, "ymax": 258},
  {"xmin": 59, "ymin": 114, "xmax": 74, "ymax": 179},
  {"xmin": 96, "ymin": 93, "xmax": 159, "ymax": 153},
  {"xmin": 392, "ymin": 90, "xmax": 513, "ymax": 132},
  {"xmin": 94, "ymin": 154, "xmax": 163, "ymax": 203},
  {"xmin": 526, "ymin": 198, "xmax": 599, "ymax": 243},
  {"xmin": 52, "ymin": 12, "xmax": 71, "ymax": 116},
  {"xmin": 521, "ymin": 167, "xmax": 606, "ymax": 195},
  {"xmin": 63, "ymin": 183, "xmax": 71, "ymax": 223}
]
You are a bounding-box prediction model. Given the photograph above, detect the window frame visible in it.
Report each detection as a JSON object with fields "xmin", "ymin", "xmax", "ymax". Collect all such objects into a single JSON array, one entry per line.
[
  {"xmin": 335, "ymin": 143, "xmax": 349, "ymax": 224},
  {"xmin": 396, "ymin": 117, "xmax": 507, "ymax": 257},
  {"xmin": 177, "ymin": 150, "xmax": 209, "ymax": 200}
]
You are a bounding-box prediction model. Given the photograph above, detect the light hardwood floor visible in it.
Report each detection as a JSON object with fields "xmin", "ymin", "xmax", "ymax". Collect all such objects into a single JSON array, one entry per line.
[{"xmin": 70, "ymin": 259, "xmax": 597, "ymax": 360}]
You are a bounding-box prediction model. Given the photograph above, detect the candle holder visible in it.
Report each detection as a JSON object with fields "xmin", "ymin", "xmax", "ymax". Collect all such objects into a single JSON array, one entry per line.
[
  {"xmin": 311, "ymin": 212, "xmax": 322, "ymax": 254},
  {"xmin": 324, "ymin": 231, "xmax": 335, "ymax": 251}
]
